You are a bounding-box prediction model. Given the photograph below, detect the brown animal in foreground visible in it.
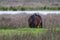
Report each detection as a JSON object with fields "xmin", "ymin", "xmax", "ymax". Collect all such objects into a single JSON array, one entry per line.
[{"xmin": 28, "ymin": 13, "xmax": 42, "ymax": 28}]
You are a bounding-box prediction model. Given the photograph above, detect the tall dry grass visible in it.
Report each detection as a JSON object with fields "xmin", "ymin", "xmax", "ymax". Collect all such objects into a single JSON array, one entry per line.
[{"xmin": 0, "ymin": 13, "xmax": 60, "ymax": 29}]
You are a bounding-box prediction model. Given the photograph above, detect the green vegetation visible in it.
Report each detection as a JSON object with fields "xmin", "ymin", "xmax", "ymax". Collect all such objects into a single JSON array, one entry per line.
[
  {"xmin": 0, "ymin": 7, "xmax": 60, "ymax": 11},
  {"xmin": 0, "ymin": 28, "xmax": 60, "ymax": 34},
  {"xmin": 0, "ymin": 28, "xmax": 60, "ymax": 40},
  {"xmin": 0, "ymin": 28, "xmax": 47, "ymax": 34}
]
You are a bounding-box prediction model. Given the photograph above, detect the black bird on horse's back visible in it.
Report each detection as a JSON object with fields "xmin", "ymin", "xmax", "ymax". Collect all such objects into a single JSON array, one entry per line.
[{"xmin": 28, "ymin": 13, "xmax": 42, "ymax": 28}]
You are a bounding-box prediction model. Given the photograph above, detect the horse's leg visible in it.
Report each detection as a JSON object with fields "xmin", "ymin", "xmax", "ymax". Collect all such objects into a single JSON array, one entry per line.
[{"xmin": 40, "ymin": 22, "xmax": 42, "ymax": 28}]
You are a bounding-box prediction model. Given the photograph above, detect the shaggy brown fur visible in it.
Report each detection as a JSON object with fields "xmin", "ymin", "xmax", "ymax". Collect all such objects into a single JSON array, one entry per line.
[{"xmin": 28, "ymin": 13, "xmax": 42, "ymax": 28}]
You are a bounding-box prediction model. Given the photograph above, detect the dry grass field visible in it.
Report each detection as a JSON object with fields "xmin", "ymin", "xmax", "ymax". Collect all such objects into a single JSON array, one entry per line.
[
  {"xmin": 0, "ymin": 13, "xmax": 60, "ymax": 40},
  {"xmin": 0, "ymin": 13, "xmax": 60, "ymax": 28}
]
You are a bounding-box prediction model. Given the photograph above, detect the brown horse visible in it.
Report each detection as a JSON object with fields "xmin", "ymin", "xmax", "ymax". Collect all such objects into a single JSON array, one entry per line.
[{"xmin": 28, "ymin": 13, "xmax": 42, "ymax": 28}]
